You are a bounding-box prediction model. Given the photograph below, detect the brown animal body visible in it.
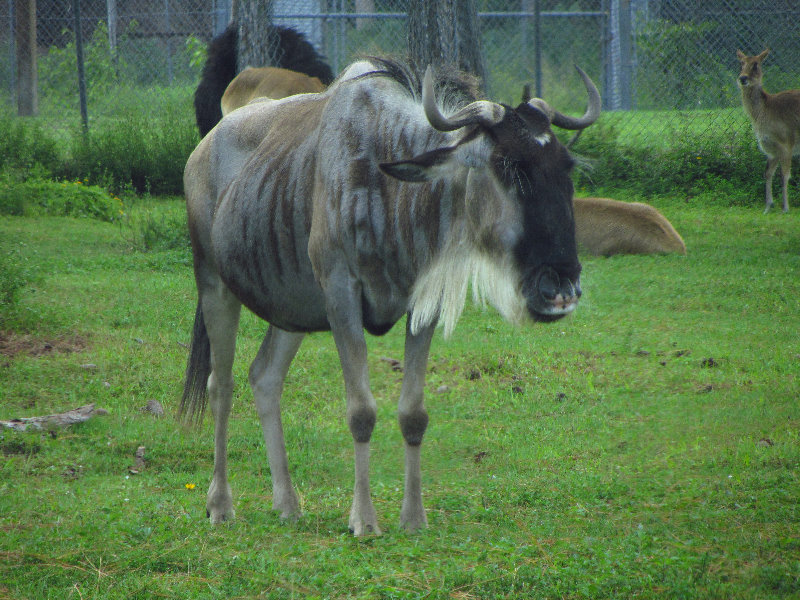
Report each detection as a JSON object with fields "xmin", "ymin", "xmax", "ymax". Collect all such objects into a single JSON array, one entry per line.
[
  {"xmin": 573, "ymin": 197, "xmax": 686, "ymax": 256},
  {"xmin": 220, "ymin": 66, "xmax": 326, "ymax": 116},
  {"xmin": 737, "ymin": 49, "xmax": 800, "ymax": 213}
]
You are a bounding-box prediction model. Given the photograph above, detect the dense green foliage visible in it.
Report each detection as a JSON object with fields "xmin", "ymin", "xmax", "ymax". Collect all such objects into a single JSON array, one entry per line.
[
  {"xmin": 0, "ymin": 99, "xmax": 198, "ymax": 195},
  {"xmin": 0, "ymin": 191, "xmax": 798, "ymax": 599},
  {"xmin": 2, "ymin": 100, "xmax": 794, "ymax": 203},
  {"xmin": 0, "ymin": 176, "xmax": 124, "ymax": 221}
]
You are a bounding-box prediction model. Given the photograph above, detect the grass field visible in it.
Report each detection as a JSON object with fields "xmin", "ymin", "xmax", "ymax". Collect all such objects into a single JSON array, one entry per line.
[{"xmin": 1, "ymin": 191, "xmax": 799, "ymax": 599}]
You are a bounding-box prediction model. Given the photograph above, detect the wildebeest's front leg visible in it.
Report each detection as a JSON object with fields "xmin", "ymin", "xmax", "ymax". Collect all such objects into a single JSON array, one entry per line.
[
  {"xmin": 323, "ymin": 270, "xmax": 380, "ymax": 535},
  {"xmin": 398, "ymin": 318, "xmax": 435, "ymax": 531},
  {"xmin": 249, "ymin": 325, "xmax": 305, "ymax": 520}
]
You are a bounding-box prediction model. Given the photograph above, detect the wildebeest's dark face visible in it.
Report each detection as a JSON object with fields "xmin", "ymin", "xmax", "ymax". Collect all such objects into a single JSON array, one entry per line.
[
  {"xmin": 380, "ymin": 65, "xmax": 599, "ymax": 326},
  {"xmin": 486, "ymin": 103, "xmax": 581, "ymax": 321}
]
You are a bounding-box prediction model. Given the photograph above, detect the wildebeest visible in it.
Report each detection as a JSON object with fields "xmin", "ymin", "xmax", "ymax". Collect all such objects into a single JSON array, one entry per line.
[
  {"xmin": 737, "ymin": 49, "xmax": 800, "ymax": 213},
  {"xmin": 193, "ymin": 24, "xmax": 334, "ymax": 138},
  {"xmin": 181, "ymin": 57, "xmax": 600, "ymax": 535},
  {"xmin": 573, "ymin": 197, "xmax": 686, "ymax": 256},
  {"xmin": 220, "ymin": 66, "xmax": 326, "ymax": 117}
]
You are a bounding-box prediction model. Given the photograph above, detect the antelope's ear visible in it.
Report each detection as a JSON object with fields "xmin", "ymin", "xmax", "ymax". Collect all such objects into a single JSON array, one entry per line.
[
  {"xmin": 736, "ymin": 49, "xmax": 746, "ymax": 61},
  {"xmin": 758, "ymin": 48, "xmax": 770, "ymax": 61},
  {"xmin": 379, "ymin": 146, "xmax": 458, "ymax": 182}
]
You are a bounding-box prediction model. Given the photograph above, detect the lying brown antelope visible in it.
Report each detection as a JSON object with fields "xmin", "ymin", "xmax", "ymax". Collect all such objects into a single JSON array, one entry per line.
[
  {"xmin": 737, "ymin": 49, "xmax": 800, "ymax": 213},
  {"xmin": 573, "ymin": 197, "xmax": 686, "ymax": 256},
  {"xmin": 220, "ymin": 66, "xmax": 327, "ymax": 117}
]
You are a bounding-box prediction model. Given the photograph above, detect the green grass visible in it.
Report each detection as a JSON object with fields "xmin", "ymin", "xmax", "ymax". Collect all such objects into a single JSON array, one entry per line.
[{"xmin": 0, "ymin": 193, "xmax": 799, "ymax": 599}]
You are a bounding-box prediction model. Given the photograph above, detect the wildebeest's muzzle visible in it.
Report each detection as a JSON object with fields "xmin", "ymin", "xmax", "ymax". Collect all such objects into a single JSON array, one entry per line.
[{"xmin": 523, "ymin": 263, "xmax": 582, "ymax": 322}]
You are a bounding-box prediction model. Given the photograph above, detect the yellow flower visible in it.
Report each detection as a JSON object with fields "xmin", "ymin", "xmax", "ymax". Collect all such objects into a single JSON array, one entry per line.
[{"xmin": 185, "ymin": 483, "xmax": 196, "ymax": 490}]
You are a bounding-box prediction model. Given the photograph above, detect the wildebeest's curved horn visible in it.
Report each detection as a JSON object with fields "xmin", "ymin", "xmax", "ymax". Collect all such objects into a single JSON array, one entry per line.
[
  {"xmin": 538, "ymin": 66, "xmax": 601, "ymax": 131},
  {"xmin": 422, "ymin": 66, "xmax": 505, "ymax": 132}
]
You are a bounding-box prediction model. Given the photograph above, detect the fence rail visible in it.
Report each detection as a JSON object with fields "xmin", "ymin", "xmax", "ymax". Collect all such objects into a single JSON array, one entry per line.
[{"xmin": 1, "ymin": 1, "xmax": 799, "ymax": 152}]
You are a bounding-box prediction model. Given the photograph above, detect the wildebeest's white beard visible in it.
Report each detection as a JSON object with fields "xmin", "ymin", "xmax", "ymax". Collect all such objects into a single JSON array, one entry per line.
[{"xmin": 408, "ymin": 240, "xmax": 528, "ymax": 338}]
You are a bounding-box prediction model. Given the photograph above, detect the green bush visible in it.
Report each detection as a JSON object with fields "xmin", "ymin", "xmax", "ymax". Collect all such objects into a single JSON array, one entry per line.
[
  {"xmin": 0, "ymin": 176, "xmax": 124, "ymax": 221},
  {"xmin": 570, "ymin": 116, "xmax": 781, "ymax": 204},
  {"xmin": 64, "ymin": 102, "xmax": 198, "ymax": 195},
  {"xmin": 636, "ymin": 20, "xmax": 735, "ymax": 110},
  {"xmin": 0, "ymin": 111, "xmax": 62, "ymax": 177},
  {"xmin": 121, "ymin": 205, "xmax": 190, "ymax": 252}
]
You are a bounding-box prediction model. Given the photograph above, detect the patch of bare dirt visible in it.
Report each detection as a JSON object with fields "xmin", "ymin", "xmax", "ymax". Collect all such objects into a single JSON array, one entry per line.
[{"xmin": 0, "ymin": 331, "xmax": 89, "ymax": 358}]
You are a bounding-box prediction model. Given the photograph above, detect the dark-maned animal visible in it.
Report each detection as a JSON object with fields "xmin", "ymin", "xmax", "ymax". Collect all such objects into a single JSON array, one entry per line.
[
  {"xmin": 573, "ymin": 197, "xmax": 686, "ymax": 256},
  {"xmin": 193, "ymin": 24, "xmax": 334, "ymax": 137},
  {"xmin": 181, "ymin": 57, "xmax": 600, "ymax": 535},
  {"xmin": 737, "ymin": 49, "xmax": 800, "ymax": 213},
  {"xmin": 220, "ymin": 66, "xmax": 326, "ymax": 117}
]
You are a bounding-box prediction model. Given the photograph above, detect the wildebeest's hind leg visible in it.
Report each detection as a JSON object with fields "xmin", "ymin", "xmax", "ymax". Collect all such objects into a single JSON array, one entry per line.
[
  {"xmin": 249, "ymin": 325, "xmax": 305, "ymax": 520},
  {"xmin": 201, "ymin": 284, "xmax": 242, "ymax": 524},
  {"xmin": 398, "ymin": 319, "xmax": 436, "ymax": 531}
]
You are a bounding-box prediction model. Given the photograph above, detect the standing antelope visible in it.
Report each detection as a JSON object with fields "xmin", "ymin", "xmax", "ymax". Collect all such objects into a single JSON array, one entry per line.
[
  {"xmin": 181, "ymin": 57, "xmax": 600, "ymax": 535},
  {"xmin": 737, "ymin": 49, "xmax": 800, "ymax": 213}
]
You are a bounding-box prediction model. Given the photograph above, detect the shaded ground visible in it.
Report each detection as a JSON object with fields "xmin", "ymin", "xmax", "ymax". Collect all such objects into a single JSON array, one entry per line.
[{"xmin": 0, "ymin": 331, "xmax": 88, "ymax": 358}]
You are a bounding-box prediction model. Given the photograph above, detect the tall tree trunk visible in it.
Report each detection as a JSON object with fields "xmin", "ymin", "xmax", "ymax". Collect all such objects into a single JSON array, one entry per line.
[
  {"xmin": 15, "ymin": 0, "xmax": 38, "ymax": 116},
  {"xmin": 234, "ymin": 0, "xmax": 276, "ymax": 72},
  {"xmin": 408, "ymin": 0, "xmax": 486, "ymax": 85}
]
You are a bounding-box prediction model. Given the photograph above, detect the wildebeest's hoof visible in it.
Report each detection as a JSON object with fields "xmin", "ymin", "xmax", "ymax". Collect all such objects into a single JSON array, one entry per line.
[
  {"xmin": 348, "ymin": 520, "xmax": 381, "ymax": 536},
  {"xmin": 349, "ymin": 508, "xmax": 381, "ymax": 536},
  {"xmin": 207, "ymin": 506, "xmax": 235, "ymax": 524}
]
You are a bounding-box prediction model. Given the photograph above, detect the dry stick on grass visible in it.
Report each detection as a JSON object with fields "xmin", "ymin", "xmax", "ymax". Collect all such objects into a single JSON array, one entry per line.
[{"xmin": 0, "ymin": 404, "xmax": 108, "ymax": 432}]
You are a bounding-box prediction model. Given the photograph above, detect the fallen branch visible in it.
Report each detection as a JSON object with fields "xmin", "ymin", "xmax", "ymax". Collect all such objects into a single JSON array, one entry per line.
[{"xmin": 0, "ymin": 404, "xmax": 108, "ymax": 432}]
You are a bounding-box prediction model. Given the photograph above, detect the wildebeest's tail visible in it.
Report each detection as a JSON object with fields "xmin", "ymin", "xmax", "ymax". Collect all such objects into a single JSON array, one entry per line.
[{"xmin": 179, "ymin": 300, "xmax": 210, "ymax": 424}]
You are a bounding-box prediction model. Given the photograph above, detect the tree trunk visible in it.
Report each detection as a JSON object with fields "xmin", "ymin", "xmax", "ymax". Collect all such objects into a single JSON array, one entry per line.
[
  {"xmin": 234, "ymin": 0, "xmax": 276, "ymax": 72},
  {"xmin": 15, "ymin": 0, "xmax": 38, "ymax": 116},
  {"xmin": 407, "ymin": 0, "xmax": 486, "ymax": 85},
  {"xmin": 355, "ymin": 0, "xmax": 375, "ymax": 30}
]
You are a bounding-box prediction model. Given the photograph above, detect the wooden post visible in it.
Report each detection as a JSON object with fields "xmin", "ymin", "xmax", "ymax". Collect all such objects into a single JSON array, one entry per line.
[{"xmin": 15, "ymin": 0, "xmax": 37, "ymax": 116}]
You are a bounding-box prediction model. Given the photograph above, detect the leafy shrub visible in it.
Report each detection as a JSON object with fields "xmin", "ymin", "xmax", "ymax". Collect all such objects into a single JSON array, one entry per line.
[
  {"xmin": 121, "ymin": 208, "xmax": 190, "ymax": 252},
  {"xmin": 0, "ymin": 177, "xmax": 124, "ymax": 221},
  {"xmin": 63, "ymin": 100, "xmax": 198, "ymax": 195},
  {"xmin": 571, "ymin": 117, "xmax": 777, "ymax": 204},
  {"xmin": 0, "ymin": 111, "xmax": 62, "ymax": 177},
  {"xmin": 636, "ymin": 20, "xmax": 734, "ymax": 110}
]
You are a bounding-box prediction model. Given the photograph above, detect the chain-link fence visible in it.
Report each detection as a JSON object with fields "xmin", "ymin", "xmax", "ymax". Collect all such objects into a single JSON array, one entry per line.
[{"xmin": 2, "ymin": 1, "xmax": 799, "ymax": 146}]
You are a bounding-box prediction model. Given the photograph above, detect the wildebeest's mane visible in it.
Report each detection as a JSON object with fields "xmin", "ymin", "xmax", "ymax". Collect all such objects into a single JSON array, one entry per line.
[{"xmin": 354, "ymin": 56, "xmax": 483, "ymax": 109}]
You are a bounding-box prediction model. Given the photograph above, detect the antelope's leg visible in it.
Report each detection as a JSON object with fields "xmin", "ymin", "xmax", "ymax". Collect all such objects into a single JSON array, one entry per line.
[
  {"xmin": 201, "ymin": 284, "xmax": 242, "ymax": 524},
  {"xmin": 249, "ymin": 326, "xmax": 305, "ymax": 519},
  {"xmin": 764, "ymin": 155, "xmax": 779, "ymax": 213},
  {"xmin": 398, "ymin": 318, "xmax": 435, "ymax": 531},
  {"xmin": 324, "ymin": 274, "xmax": 379, "ymax": 536},
  {"xmin": 779, "ymin": 153, "xmax": 792, "ymax": 213}
]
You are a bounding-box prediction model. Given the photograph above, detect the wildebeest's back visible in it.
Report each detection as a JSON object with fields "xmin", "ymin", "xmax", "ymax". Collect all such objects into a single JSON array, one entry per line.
[{"xmin": 201, "ymin": 92, "xmax": 332, "ymax": 331}]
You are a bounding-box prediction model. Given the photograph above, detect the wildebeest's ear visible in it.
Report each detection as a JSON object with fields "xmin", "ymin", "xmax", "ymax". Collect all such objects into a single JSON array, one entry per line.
[{"xmin": 379, "ymin": 145, "xmax": 458, "ymax": 183}]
